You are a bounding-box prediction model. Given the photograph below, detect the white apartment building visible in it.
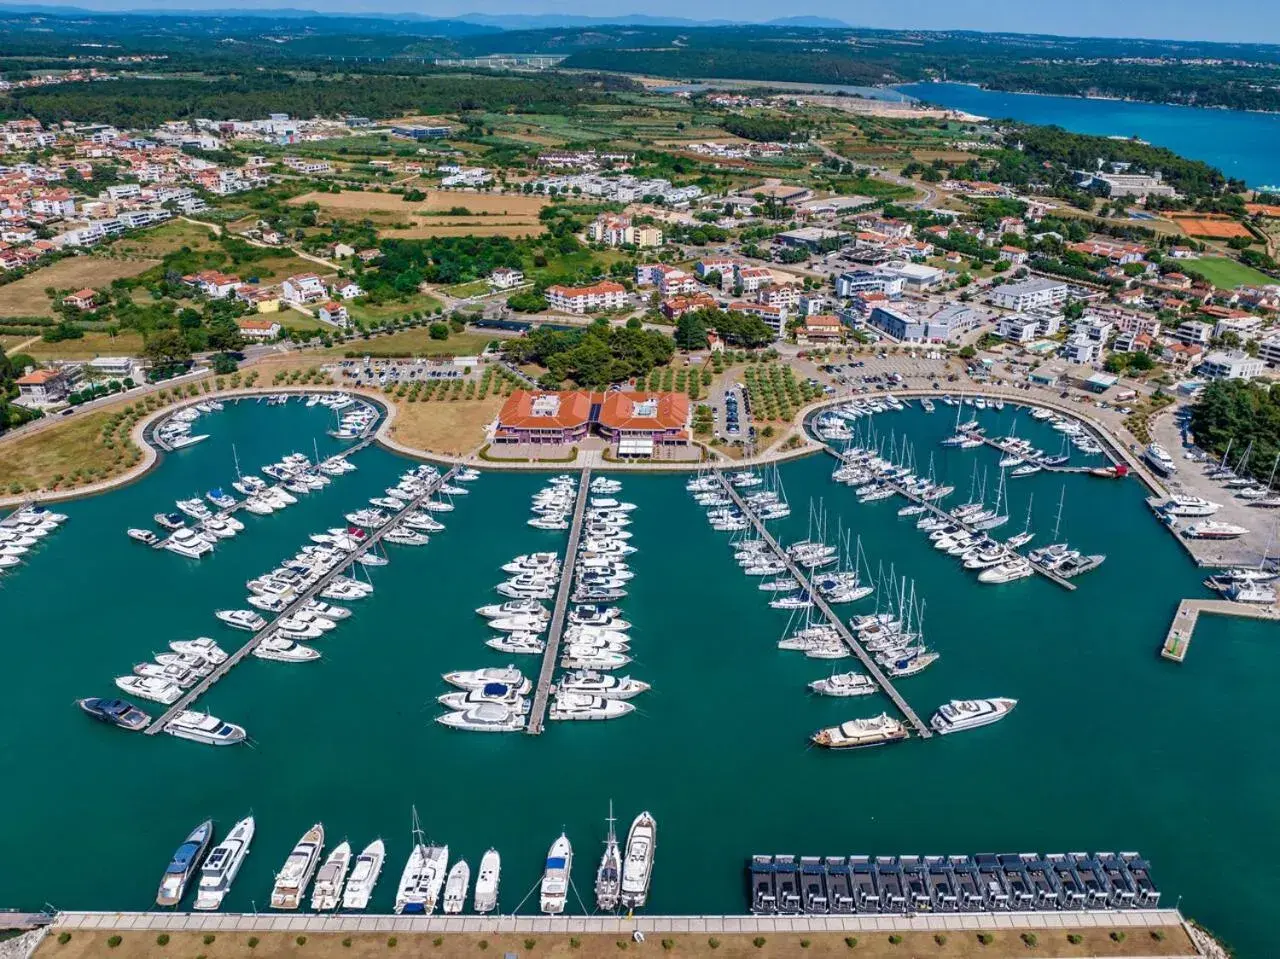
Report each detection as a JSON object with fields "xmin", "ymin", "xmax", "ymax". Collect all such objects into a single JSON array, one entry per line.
[
  {"xmin": 989, "ymin": 278, "xmax": 1069, "ymax": 312},
  {"xmin": 1199, "ymin": 350, "xmax": 1265, "ymax": 381}
]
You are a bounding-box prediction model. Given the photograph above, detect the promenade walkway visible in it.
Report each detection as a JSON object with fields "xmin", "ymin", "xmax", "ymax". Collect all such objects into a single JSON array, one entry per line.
[{"xmin": 1160, "ymin": 597, "xmax": 1279, "ymax": 662}]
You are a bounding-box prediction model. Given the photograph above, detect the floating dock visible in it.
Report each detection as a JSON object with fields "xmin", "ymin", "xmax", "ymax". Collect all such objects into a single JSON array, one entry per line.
[
  {"xmin": 715, "ymin": 472, "xmax": 932, "ymax": 740},
  {"xmin": 748, "ymin": 851, "xmax": 1161, "ymax": 915},
  {"xmin": 144, "ymin": 464, "xmax": 460, "ymax": 733},
  {"xmin": 1160, "ymin": 597, "xmax": 1278, "ymax": 662},
  {"xmin": 526, "ymin": 467, "xmax": 592, "ymax": 735}
]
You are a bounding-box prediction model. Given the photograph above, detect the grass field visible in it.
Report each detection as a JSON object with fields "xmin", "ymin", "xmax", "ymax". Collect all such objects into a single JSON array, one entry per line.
[
  {"xmin": 441, "ymin": 280, "xmax": 491, "ymax": 298},
  {"xmin": 325, "ymin": 329, "xmax": 492, "ymax": 358},
  {"xmin": 386, "ymin": 391, "xmax": 502, "ymax": 455},
  {"xmin": 111, "ymin": 220, "xmax": 220, "ymax": 258},
  {"xmin": 291, "ymin": 191, "xmax": 548, "ymax": 238},
  {"xmin": 345, "ymin": 293, "xmax": 444, "ymax": 325},
  {"xmin": 0, "ymin": 256, "xmax": 159, "ymax": 318},
  {"xmin": 0, "ymin": 409, "xmax": 133, "ymax": 491},
  {"xmin": 380, "ymin": 222, "xmax": 545, "ymax": 239},
  {"xmin": 34, "ymin": 926, "xmax": 1196, "ymax": 959},
  {"xmin": 26, "ymin": 330, "xmax": 146, "ymax": 360},
  {"xmin": 1183, "ymin": 256, "xmax": 1276, "ymax": 289}
]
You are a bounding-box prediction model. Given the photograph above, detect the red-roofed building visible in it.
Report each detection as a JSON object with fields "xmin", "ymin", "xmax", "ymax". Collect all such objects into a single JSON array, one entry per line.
[
  {"xmin": 236, "ymin": 317, "xmax": 282, "ymax": 340},
  {"xmin": 546, "ymin": 281, "xmax": 627, "ymax": 314},
  {"xmin": 661, "ymin": 292, "xmax": 718, "ymax": 320},
  {"xmin": 495, "ymin": 389, "xmax": 690, "ymax": 454},
  {"xmin": 61, "ymin": 288, "xmax": 96, "ymax": 310},
  {"xmin": 797, "ymin": 314, "xmax": 845, "ymax": 345},
  {"xmin": 15, "ymin": 366, "xmax": 77, "ymax": 405}
]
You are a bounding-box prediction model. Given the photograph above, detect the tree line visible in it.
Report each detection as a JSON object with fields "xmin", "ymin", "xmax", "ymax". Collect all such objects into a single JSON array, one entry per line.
[{"xmin": 500, "ymin": 321, "xmax": 675, "ymax": 389}]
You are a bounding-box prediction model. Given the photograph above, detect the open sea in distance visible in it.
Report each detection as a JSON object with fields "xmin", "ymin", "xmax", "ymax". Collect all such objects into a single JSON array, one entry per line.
[{"xmin": 2, "ymin": 398, "xmax": 1279, "ymax": 956}]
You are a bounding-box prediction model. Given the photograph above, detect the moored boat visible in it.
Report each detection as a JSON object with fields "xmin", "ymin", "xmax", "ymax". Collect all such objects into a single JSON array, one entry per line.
[
  {"xmin": 156, "ymin": 820, "xmax": 215, "ymax": 907},
  {"xmin": 271, "ymin": 823, "xmax": 325, "ymax": 909}
]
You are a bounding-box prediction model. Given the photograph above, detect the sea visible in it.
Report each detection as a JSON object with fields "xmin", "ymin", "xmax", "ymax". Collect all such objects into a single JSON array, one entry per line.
[
  {"xmin": 898, "ymin": 82, "xmax": 1280, "ymax": 189},
  {"xmin": 2, "ymin": 397, "xmax": 1278, "ymax": 956}
]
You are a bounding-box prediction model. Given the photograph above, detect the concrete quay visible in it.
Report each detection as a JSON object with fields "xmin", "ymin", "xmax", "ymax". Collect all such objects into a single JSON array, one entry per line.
[{"xmin": 1160, "ymin": 597, "xmax": 1279, "ymax": 663}]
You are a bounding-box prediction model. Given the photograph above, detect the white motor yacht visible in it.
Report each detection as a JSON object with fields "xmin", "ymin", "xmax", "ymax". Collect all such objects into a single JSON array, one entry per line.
[
  {"xmin": 437, "ymin": 703, "xmax": 527, "ymax": 732},
  {"xmin": 557, "ymin": 670, "xmax": 649, "ymax": 700},
  {"xmin": 271, "ymin": 824, "xmax": 325, "ymax": 909},
  {"xmin": 474, "ymin": 849, "xmax": 500, "ymax": 913},
  {"xmin": 560, "ymin": 649, "xmax": 632, "ymax": 670},
  {"xmin": 476, "ymin": 599, "xmax": 546, "ymax": 619},
  {"xmin": 115, "ymin": 675, "xmax": 183, "ymax": 704},
  {"xmin": 443, "ymin": 859, "xmax": 470, "ymax": 914},
  {"xmin": 216, "ymin": 609, "xmax": 267, "ymax": 631},
  {"xmin": 438, "ymin": 682, "xmax": 528, "ymax": 710},
  {"xmin": 311, "ymin": 841, "xmax": 353, "ymax": 911},
  {"xmin": 549, "ymin": 691, "xmax": 635, "ymax": 721},
  {"xmin": 443, "ymin": 666, "xmax": 530, "ymax": 693},
  {"xmin": 540, "ymin": 834, "xmax": 573, "ymax": 914},
  {"xmin": 170, "ymin": 637, "xmax": 228, "ymax": 664},
  {"xmin": 134, "ymin": 662, "xmax": 198, "ymax": 688},
  {"xmin": 164, "ymin": 528, "xmax": 215, "ymax": 559},
  {"xmin": 809, "ymin": 671, "xmax": 876, "ymax": 697},
  {"xmin": 194, "ymin": 815, "xmax": 255, "ymax": 910},
  {"xmin": 155, "ymin": 652, "xmax": 213, "ymax": 676},
  {"xmin": 1163, "ymin": 495, "xmax": 1222, "ymax": 517},
  {"xmin": 254, "ymin": 636, "xmax": 321, "ymax": 662},
  {"xmin": 341, "ymin": 840, "xmax": 386, "ymax": 911},
  {"xmin": 164, "ymin": 710, "xmax": 246, "ymax": 746},
  {"xmin": 620, "ymin": 812, "xmax": 656, "ymax": 909},
  {"xmin": 930, "ymin": 697, "xmax": 1017, "ymax": 734}
]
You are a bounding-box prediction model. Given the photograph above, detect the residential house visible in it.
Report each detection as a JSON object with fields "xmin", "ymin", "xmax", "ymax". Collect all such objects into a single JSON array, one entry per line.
[
  {"xmin": 489, "ymin": 267, "xmax": 524, "ymax": 289},
  {"xmin": 236, "ymin": 317, "xmax": 281, "ymax": 340},
  {"xmin": 1062, "ymin": 335, "xmax": 1102, "ymax": 364},
  {"xmin": 796, "ymin": 314, "xmax": 844, "ymax": 345},
  {"xmin": 545, "ymin": 281, "xmax": 627, "ymax": 314},
  {"xmin": 14, "ymin": 366, "xmax": 77, "ymax": 406},
  {"xmin": 1175, "ymin": 320, "xmax": 1214, "ymax": 347},
  {"xmin": 182, "ymin": 269, "xmax": 240, "ymax": 299},
  {"xmin": 333, "ymin": 281, "xmax": 364, "ymax": 300},
  {"xmin": 660, "ymin": 292, "xmax": 718, "ymax": 320},
  {"xmin": 61, "ymin": 288, "xmax": 96, "ymax": 310},
  {"xmin": 281, "ymin": 273, "xmax": 327, "ymax": 305},
  {"xmin": 318, "ymin": 301, "xmax": 349, "ymax": 327}
]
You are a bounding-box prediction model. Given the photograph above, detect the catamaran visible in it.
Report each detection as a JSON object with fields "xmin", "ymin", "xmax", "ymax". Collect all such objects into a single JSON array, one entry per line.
[{"xmin": 394, "ymin": 808, "xmax": 448, "ymax": 914}]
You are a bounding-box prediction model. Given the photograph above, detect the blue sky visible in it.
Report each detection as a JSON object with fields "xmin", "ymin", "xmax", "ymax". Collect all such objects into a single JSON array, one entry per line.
[{"xmin": 7, "ymin": 0, "xmax": 1273, "ymax": 42}]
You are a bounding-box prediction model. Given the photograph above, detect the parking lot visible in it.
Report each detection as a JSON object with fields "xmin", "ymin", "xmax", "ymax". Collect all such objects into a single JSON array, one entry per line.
[{"xmin": 336, "ymin": 357, "xmax": 467, "ymax": 389}]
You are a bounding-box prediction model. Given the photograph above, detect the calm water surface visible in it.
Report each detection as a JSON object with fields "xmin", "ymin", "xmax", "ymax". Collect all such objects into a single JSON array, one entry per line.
[
  {"xmin": 899, "ymin": 81, "xmax": 1280, "ymax": 188},
  {"xmin": 2, "ymin": 399, "xmax": 1278, "ymax": 955}
]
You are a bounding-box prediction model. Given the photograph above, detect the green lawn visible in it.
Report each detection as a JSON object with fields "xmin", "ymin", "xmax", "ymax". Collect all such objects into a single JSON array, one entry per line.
[
  {"xmin": 1184, "ymin": 256, "xmax": 1277, "ymax": 289},
  {"xmin": 441, "ymin": 280, "xmax": 491, "ymax": 298},
  {"xmin": 346, "ymin": 293, "xmax": 444, "ymax": 325}
]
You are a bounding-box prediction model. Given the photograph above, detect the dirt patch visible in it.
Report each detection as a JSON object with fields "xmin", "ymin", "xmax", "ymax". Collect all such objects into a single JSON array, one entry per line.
[
  {"xmin": 0, "ymin": 256, "xmax": 159, "ymax": 318},
  {"xmin": 381, "ymin": 223, "xmax": 545, "ymax": 239},
  {"xmin": 27, "ymin": 330, "xmax": 146, "ymax": 360},
  {"xmin": 36, "ymin": 926, "xmax": 1196, "ymax": 959},
  {"xmin": 387, "ymin": 393, "xmax": 502, "ymax": 455}
]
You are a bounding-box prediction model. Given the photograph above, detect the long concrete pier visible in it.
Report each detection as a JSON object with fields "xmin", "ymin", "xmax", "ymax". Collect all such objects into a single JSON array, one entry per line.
[
  {"xmin": 1160, "ymin": 596, "xmax": 1279, "ymax": 662},
  {"xmin": 145, "ymin": 464, "xmax": 459, "ymax": 733},
  {"xmin": 527, "ymin": 467, "xmax": 592, "ymax": 735},
  {"xmin": 715, "ymin": 472, "xmax": 932, "ymax": 740}
]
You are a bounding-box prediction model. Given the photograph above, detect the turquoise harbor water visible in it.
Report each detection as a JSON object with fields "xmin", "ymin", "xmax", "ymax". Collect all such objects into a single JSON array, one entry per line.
[
  {"xmin": 3, "ymin": 399, "xmax": 1280, "ymax": 954},
  {"xmin": 899, "ymin": 81, "xmax": 1280, "ymax": 188}
]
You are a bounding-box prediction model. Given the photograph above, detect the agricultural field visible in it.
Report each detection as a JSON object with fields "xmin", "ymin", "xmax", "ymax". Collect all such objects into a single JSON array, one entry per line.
[
  {"xmin": 0, "ymin": 255, "xmax": 159, "ymax": 318},
  {"xmin": 289, "ymin": 190, "xmax": 548, "ymax": 238},
  {"xmin": 1183, "ymin": 256, "xmax": 1277, "ymax": 289}
]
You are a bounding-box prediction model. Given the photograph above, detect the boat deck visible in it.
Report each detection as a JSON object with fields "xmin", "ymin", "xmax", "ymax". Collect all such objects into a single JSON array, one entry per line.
[
  {"xmin": 143, "ymin": 464, "xmax": 460, "ymax": 733},
  {"xmin": 526, "ymin": 468, "xmax": 592, "ymax": 736},
  {"xmin": 714, "ymin": 472, "xmax": 933, "ymax": 740}
]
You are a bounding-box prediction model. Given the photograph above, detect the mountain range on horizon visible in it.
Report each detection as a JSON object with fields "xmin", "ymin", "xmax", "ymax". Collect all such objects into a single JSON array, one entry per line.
[{"xmin": 0, "ymin": 2, "xmax": 851, "ymax": 28}]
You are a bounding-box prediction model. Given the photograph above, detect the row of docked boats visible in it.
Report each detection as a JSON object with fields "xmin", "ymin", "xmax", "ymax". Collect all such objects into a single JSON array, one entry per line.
[
  {"xmin": 749, "ymin": 850, "xmax": 1159, "ymax": 915},
  {"xmin": 0, "ymin": 503, "xmax": 67, "ymax": 577},
  {"xmin": 129, "ymin": 450, "xmax": 358, "ymax": 558},
  {"xmin": 151, "ymin": 807, "xmax": 658, "ymax": 916},
  {"xmin": 810, "ymin": 698, "xmax": 1016, "ymax": 750},
  {"xmin": 812, "ymin": 394, "xmax": 910, "ymax": 442},
  {"xmin": 155, "ymin": 401, "xmax": 220, "ymax": 450}
]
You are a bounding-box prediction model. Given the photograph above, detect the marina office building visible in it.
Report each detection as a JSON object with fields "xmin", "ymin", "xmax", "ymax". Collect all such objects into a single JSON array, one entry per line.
[
  {"xmin": 494, "ymin": 389, "xmax": 691, "ymax": 456},
  {"xmin": 868, "ymin": 303, "xmax": 987, "ymax": 344}
]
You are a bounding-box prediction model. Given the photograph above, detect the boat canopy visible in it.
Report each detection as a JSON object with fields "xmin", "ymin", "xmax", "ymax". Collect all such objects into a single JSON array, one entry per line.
[{"xmin": 546, "ymin": 857, "xmax": 567, "ymax": 869}]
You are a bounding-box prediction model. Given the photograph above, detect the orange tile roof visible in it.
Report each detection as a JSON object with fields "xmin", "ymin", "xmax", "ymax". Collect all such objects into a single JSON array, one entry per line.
[
  {"xmin": 16, "ymin": 368, "xmax": 63, "ymax": 385},
  {"xmin": 237, "ymin": 318, "xmax": 279, "ymax": 331},
  {"xmin": 597, "ymin": 391, "xmax": 689, "ymax": 431},
  {"xmin": 546, "ymin": 281, "xmax": 625, "ymax": 298},
  {"xmin": 498, "ymin": 390, "xmax": 594, "ymax": 430}
]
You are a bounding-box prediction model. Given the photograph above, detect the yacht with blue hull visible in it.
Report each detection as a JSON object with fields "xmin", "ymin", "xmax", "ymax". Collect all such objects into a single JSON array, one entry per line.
[
  {"xmin": 77, "ymin": 697, "xmax": 150, "ymax": 731},
  {"xmin": 874, "ymin": 857, "xmax": 907, "ymax": 913},
  {"xmin": 899, "ymin": 856, "xmax": 932, "ymax": 913},
  {"xmin": 1021, "ymin": 855, "xmax": 1061, "ymax": 910},
  {"xmin": 850, "ymin": 857, "xmax": 879, "ymax": 912},
  {"xmin": 157, "ymin": 820, "xmax": 214, "ymax": 906}
]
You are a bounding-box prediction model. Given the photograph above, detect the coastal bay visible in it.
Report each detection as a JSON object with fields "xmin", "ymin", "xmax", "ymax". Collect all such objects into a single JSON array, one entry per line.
[
  {"xmin": 2, "ymin": 399, "xmax": 1278, "ymax": 956},
  {"xmin": 898, "ymin": 82, "xmax": 1280, "ymax": 188}
]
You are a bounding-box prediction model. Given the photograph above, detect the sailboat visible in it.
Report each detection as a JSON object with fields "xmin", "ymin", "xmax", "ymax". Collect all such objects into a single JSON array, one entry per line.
[
  {"xmin": 394, "ymin": 807, "xmax": 448, "ymax": 914},
  {"xmin": 971, "ymin": 468, "xmax": 1010, "ymax": 531},
  {"xmin": 595, "ymin": 802, "xmax": 621, "ymax": 911},
  {"xmin": 1006, "ymin": 494, "xmax": 1035, "ymax": 549}
]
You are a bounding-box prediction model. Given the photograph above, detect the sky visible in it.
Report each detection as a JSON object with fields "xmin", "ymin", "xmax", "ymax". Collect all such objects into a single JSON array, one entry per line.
[{"xmin": 3, "ymin": 0, "xmax": 1276, "ymax": 43}]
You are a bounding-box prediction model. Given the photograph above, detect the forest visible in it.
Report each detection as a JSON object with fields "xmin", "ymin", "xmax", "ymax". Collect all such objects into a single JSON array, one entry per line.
[
  {"xmin": 0, "ymin": 72, "xmax": 630, "ymax": 128},
  {"xmin": 1190, "ymin": 380, "xmax": 1280, "ymax": 483}
]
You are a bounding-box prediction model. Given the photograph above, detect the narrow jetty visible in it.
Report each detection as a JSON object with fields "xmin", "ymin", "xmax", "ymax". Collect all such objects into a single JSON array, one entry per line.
[
  {"xmin": 1161, "ymin": 597, "xmax": 1278, "ymax": 662},
  {"xmin": 974, "ymin": 435, "xmax": 1115, "ymax": 474},
  {"xmin": 527, "ymin": 468, "xmax": 592, "ymax": 735},
  {"xmin": 715, "ymin": 472, "xmax": 932, "ymax": 740},
  {"xmin": 145, "ymin": 464, "xmax": 460, "ymax": 733},
  {"xmin": 817, "ymin": 443, "xmax": 1076, "ymax": 592}
]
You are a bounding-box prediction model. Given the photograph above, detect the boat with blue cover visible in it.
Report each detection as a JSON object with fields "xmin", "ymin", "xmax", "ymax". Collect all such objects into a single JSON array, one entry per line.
[
  {"xmin": 77, "ymin": 697, "xmax": 150, "ymax": 731},
  {"xmin": 156, "ymin": 819, "xmax": 214, "ymax": 906}
]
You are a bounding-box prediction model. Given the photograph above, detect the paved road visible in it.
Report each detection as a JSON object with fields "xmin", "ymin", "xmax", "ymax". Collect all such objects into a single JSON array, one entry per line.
[{"xmin": 811, "ymin": 140, "xmax": 936, "ymax": 209}]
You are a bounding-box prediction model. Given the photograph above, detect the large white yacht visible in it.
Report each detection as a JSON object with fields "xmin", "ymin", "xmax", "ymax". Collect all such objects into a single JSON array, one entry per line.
[
  {"xmin": 271, "ymin": 823, "xmax": 325, "ymax": 909},
  {"xmin": 540, "ymin": 834, "xmax": 573, "ymax": 914},
  {"xmin": 930, "ymin": 697, "xmax": 1018, "ymax": 735},
  {"xmin": 1143, "ymin": 442, "xmax": 1178, "ymax": 476},
  {"xmin": 556, "ymin": 670, "xmax": 649, "ymax": 700},
  {"xmin": 115, "ymin": 675, "xmax": 182, "ymax": 704},
  {"xmin": 549, "ymin": 692, "xmax": 634, "ymax": 721},
  {"xmin": 437, "ymin": 682, "xmax": 527, "ymax": 710},
  {"xmin": 443, "ymin": 667, "xmax": 530, "ymax": 693},
  {"xmin": 194, "ymin": 815, "xmax": 255, "ymax": 910},
  {"xmin": 620, "ymin": 812, "xmax": 657, "ymax": 910},
  {"xmin": 1183, "ymin": 520, "xmax": 1250, "ymax": 540},
  {"xmin": 164, "ymin": 528, "xmax": 215, "ymax": 559},
  {"xmin": 310, "ymin": 841, "xmax": 353, "ymax": 911},
  {"xmin": 476, "ymin": 599, "xmax": 546, "ymax": 619},
  {"xmin": 809, "ymin": 671, "xmax": 877, "ymax": 697},
  {"xmin": 437, "ymin": 704, "xmax": 527, "ymax": 732},
  {"xmin": 811, "ymin": 713, "xmax": 909, "ymax": 749},
  {"xmin": 1163, "ymin": 495, "xmax": 1221, "ymax": 517},
  {"xmin": 216, "ymin": 609, "xmax": 267, "ymax": 631},
  {"xmin": 253, "ymin": 636, "xmax": 320, "ymax": 662},
  {"xmin": 341, "ymin": 839, "xmax": 385, "ymax": 911},
  {"xmin": 442, "ymin": 859, "xmax": 470, "ymax": 914},
  {"xmin": 164, "ymin": 711, "xmax": 246, "ymax": 746},
  {"xmin": 474, "ymin": 849, "xmax": 501, "ymax": 913}
]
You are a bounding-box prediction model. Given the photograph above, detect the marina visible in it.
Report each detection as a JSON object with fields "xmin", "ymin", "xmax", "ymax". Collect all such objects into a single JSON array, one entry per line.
[{"xmin": 1, "ymin": 398, "xmax": 1277, "ymax": 954}]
